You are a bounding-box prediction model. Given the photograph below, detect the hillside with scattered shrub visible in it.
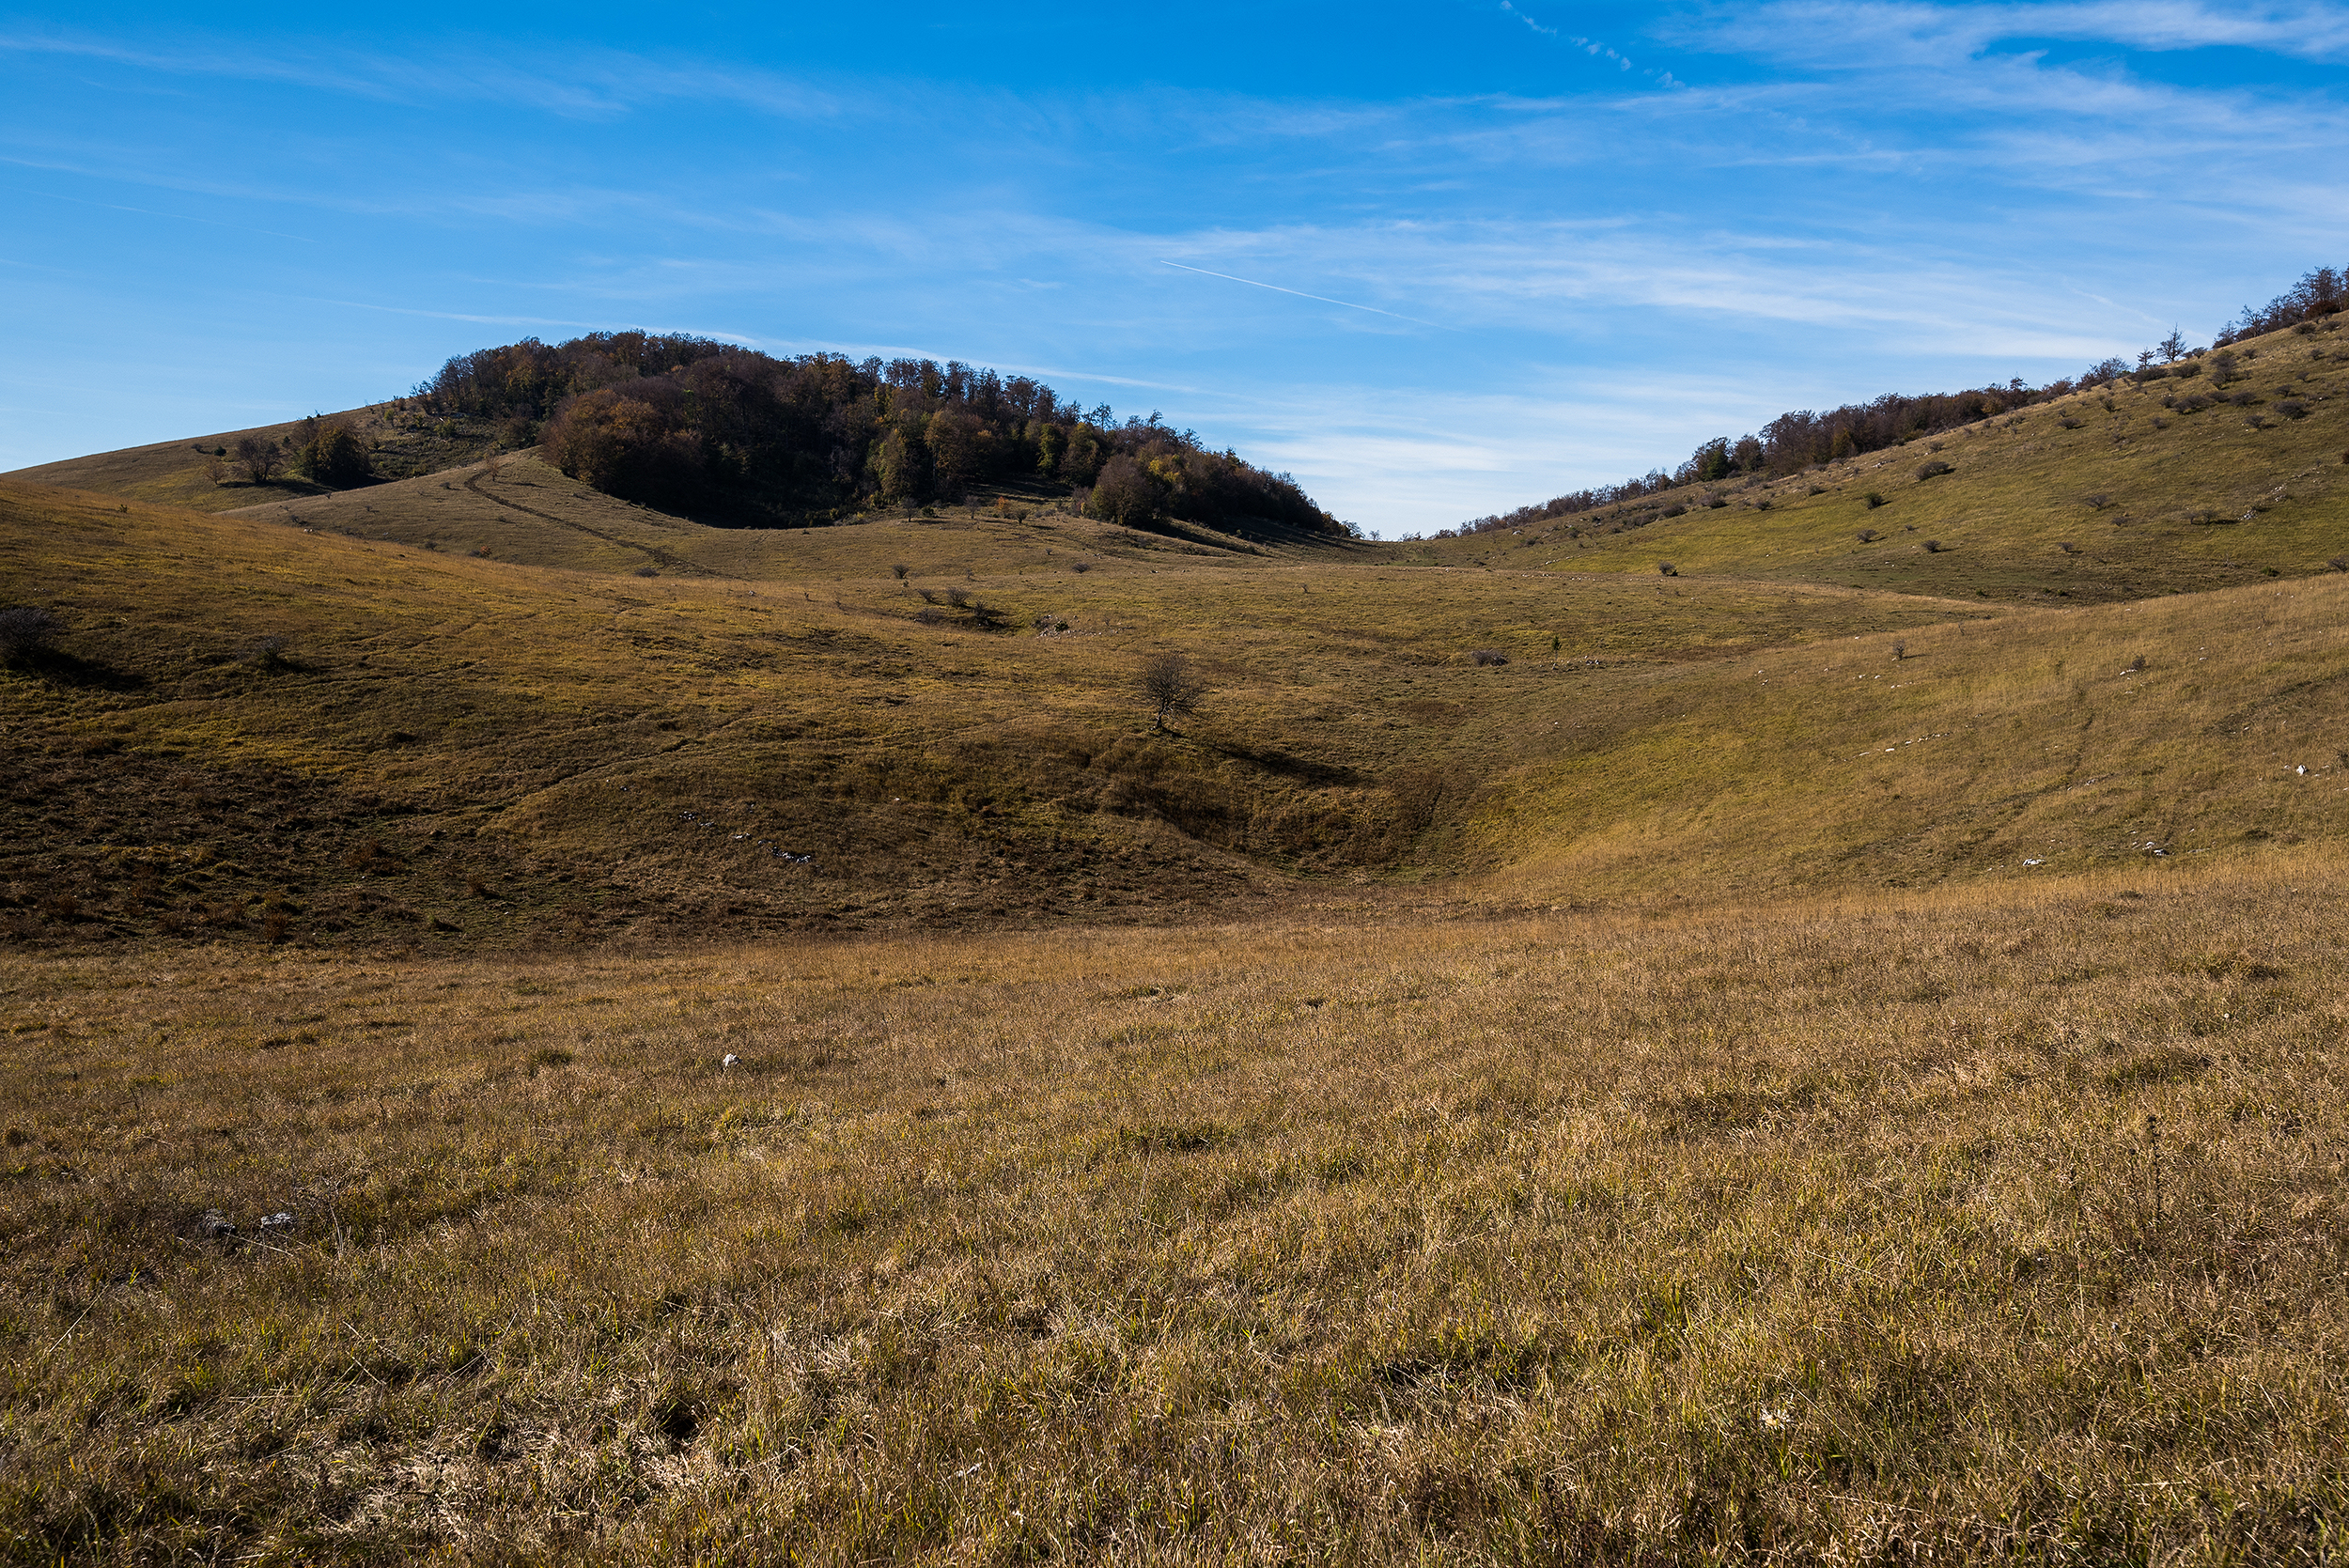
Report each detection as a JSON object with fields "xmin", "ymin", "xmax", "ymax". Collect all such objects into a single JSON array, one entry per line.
[{"xmin": 1456, "ymin": 264, "xmax": 2346, "ymax": 537}]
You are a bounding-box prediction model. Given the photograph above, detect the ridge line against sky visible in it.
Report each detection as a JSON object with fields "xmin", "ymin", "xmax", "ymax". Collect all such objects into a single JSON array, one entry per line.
[{"xmin": 2, "ymin": 1, "xmax": 2343, "ymax": 534}]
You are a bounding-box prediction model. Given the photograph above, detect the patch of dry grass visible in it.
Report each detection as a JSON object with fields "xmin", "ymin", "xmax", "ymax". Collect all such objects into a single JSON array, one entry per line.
[{"xmin": 5, "ymin": 860, "xmax": 2345, "ymax": 1561}]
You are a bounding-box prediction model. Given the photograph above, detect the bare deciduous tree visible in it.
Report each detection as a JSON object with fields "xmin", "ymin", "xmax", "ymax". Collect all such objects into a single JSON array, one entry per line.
[
  {"xmin": 234, "ymin": 435, "xmax": 286, "ymax": 486},
  {"xmin": 1138, "ymin": 652, "xmax": 1206, "ymax": 734}
]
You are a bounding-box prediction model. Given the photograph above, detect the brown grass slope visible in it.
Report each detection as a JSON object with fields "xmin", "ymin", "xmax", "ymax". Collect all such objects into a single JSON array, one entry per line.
[
  {"xmin": 3, "ymin": 872, "xmax": 2344, "ymax": 1560},
  {"xmin": 1453, "ymin": 571, "xmax": 2349, "ymax": 905},
  {"xmin": 218, "ymin": 453, "xmax": 1351, "ymax": 580},
  {"xmin": 1419, "ymin": 318, "xmax": 2349, "ymax": 604},
  {"xmin": 3, "ymin": 478, "xmax": 1982, "ymax": 950},
  {"xmin": 4, "ymin": 403, "xmax": 503, "ymax": 514}
]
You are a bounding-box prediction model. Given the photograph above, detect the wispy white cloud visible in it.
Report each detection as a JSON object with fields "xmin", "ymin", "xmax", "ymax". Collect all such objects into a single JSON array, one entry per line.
[
  {"xmin": 0, "ymin": 27, "xmax": 844, "ymax": 120},
  {"xmin": 1688, "ymin": 1, "xmax": 2349, "ymax": 67}
]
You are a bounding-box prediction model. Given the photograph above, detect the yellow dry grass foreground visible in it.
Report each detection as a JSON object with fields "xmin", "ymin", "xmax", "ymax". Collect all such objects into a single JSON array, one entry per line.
[{"xmin": 5, "ymin": 862, "xmax": 2345, "ymax": 1562}]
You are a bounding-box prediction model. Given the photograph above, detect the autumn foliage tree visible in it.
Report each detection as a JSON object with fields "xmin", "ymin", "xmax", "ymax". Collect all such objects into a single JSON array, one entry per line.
[{"xmin": 296, "ymin": 421, "xmax": 371, "ymax": 487}]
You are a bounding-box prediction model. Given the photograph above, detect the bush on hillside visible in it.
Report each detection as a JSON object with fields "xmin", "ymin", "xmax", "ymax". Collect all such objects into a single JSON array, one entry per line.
[
  {"xmin": 0, "ymin": 605, "xmax": 59, "ymax": 661},
  {"xmin": 297, "ymin": 422, "xmax": 371, "ymax": 487}
]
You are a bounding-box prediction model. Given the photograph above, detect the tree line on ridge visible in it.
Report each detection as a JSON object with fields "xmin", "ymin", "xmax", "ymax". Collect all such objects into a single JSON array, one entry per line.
[
  {"xmin": 1445, "ymin": 265, "xmax": 2344, "ymax": 538},
  {"xmin": 411, "ymin": 334, "xmax": 1346, "ymax": 539}
]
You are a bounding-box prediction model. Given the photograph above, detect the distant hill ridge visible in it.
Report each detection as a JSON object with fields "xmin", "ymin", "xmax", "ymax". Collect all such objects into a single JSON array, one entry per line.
[{"xmin": 1449, "ymin": 264, "xmax": 2347, "ymax": 539}]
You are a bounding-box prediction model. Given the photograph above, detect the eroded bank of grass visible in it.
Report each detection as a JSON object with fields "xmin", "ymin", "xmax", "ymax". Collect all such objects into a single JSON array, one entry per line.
[{"xmin": 5, "ymin": 860, "xmax": 2345, "ymax": 1562}]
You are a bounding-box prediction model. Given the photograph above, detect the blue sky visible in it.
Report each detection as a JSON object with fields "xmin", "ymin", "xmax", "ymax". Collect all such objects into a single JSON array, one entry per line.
[{"xmin": 4, "ymin": 3, "xmax": 2345, "ymax": 535}]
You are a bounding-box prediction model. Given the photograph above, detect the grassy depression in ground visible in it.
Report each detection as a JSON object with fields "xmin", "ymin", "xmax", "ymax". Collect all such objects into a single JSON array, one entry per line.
[
  {"xmin": 1, "ymin": 478, "xmax": 1989, "ymax": 949},
  {"xmin": 5, "ymin": 863, "xmax": 2344, "ymax": 1562}
]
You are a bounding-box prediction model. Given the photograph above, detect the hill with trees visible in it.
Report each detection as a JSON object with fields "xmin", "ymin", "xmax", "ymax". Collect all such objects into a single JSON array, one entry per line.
[
  {"xmin": 416, "ymin": 334, "xmax": 1346, "ymax": 540},
  {"xmin": 1454, "ymin": 264, "xmax": 2345, "ymax": 538}
]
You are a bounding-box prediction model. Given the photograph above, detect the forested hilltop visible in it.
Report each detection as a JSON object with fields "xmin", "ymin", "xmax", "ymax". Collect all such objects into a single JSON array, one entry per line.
[
  {"xmin": 1449, "ymin": 264, "xmax": 2345, "ymax": 538},
  {"xmin": 414, "ymin": 334, "xmax": 1346, "ymax": 539}
]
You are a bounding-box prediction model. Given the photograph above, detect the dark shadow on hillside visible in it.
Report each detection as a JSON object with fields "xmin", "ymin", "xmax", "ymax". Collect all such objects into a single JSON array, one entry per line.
[
  {"xmin": 4, "ymin": 649, "xmax": 148, "ymax": 691},
  {"xmin": 1215, "ymin": 741, "xmax": 1363, "ymax": 788}
]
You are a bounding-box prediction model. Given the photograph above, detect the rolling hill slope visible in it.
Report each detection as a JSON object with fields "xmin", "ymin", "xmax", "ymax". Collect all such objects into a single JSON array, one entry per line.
[
  {"xmin": 1419, "ymin": 318, "xmax": 2349, "ymax": 602},
  {"xmin": 5, "ymin": 463, "xmax": 2346, "ymax": 950}
]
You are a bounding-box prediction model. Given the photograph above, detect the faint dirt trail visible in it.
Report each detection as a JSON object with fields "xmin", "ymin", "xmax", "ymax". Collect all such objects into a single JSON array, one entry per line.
[{"xmin": 462, "ymin": 471, "xmax": 725, "ymax": 579}]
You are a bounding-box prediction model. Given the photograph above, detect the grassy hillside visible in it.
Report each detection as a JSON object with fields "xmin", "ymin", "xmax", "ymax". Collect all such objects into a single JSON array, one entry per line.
[
  {"xmin": 0, "ymin": 478, "xmax": 1970, "ymax": 950},
  {"xmin": 218, "ymin": 453, "xmax": 1348, "ymax": 580},
  {"xmin": 4, "ymin": 404, "xmax": 508, "ymax": 515},
  {"xmin": 1421, "ymin": 320, "xmax": 2349, "ymax": 603},
  {"xmin": 6, "ymin": 868, "xmax": 2344, "ymax": 1560}
]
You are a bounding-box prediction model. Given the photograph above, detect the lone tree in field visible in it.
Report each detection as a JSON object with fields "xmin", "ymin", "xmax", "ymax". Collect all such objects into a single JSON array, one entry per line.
[{"xmin": 1138, "ymin": 651, "xmax": 1206, "ymax": 734}]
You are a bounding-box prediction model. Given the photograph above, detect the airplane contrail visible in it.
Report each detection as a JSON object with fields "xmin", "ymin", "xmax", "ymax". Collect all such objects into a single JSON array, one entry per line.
[{"xmin": 1158, "ymin": 260, "xmax": 1436, "ymax": 327}]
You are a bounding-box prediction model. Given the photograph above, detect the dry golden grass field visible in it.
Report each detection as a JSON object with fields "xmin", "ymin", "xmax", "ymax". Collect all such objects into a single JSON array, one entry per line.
[
  {"xmin": 4, "ymin": 319, "xmax": 2348, "ymax": 1562},
  {"xmin": 5, "ymin": 871, "xmax": 2345, "ymax": 1562}
]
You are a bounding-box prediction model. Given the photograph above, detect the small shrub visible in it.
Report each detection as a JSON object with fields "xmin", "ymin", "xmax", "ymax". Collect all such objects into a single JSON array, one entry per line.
[
  {"xmin": 2058, "ymin": 541, "xmax": 2078, "ymax": 554},
  {"xmin": 1657, "ymin": 562, "xmax": 1676, "ymax": 576},
  {"xmin": 2127, "ymin": 654, "xmax": 2147, "ymax": 672},
  {"xmin": 1806, "ymin": 484, "xmax": 1827, "ymax": 496},
  {"xmin": 1702, "ymin": 494, "xmax": 1727, "ymax": 509},
  {"xmin": 2171, "ymin": 359, "xmax": 2201, "ymax": 378},
  {"xmin": 2228, "ymin": 391, "xmax": 2256, "ymax": 407},
  {"xmin": 1923, "ymin": 538, "xmax": 1947, "ymax": 553},
  {"xmin": 1892, "ymin": 641, "xmax": 1906, "ymax": 660},
  {"xmin": 2276, "ymin": 400, "xmax": 2307, "ymax": 420},
  {"xmin": 1660, "ymin": 504, "xmax": 1688, "ymax": 519},
  {"xmin": 2083, "ymin": 492, "xmax": 2111, "ymax": 510},
  {"xmin": 1469, "ymin": 648, "xmax": 1509, "ymax": 666},
  {"xmin": 2327, "ymin": 556, "xmax": 2347, "ymax": 572},
  {"xmin": 914, "ymin": 606, "xmax": 944, "ymax": 626},
  {"xmin": 2245, "ymin": 414, "xmax": 2266, "ymax": 429},
  {"xmin": 0, "ymin": 605, "xmax": 59, "ymax": 660},
  {"xmin": 1863, "ymin": 492, "xmax": 1886, "ymax": 509},
  {"xmin": 1858, "ymin": 528, "xmax": 1881, "ymax": 543},
  {"xmin": 944, "ymin": 587, "xmax": 971, "ymax": 609},
  {"xmin": 472, "ymin": 547, "xmax": 491, "ymax": 558},
  {"xmin": 1071, "ymin": 562, "xmax": 1092, "ymax": 573},
  {"xmin": 2057, "ymin": 416, "xmax": 2082, "ymax": 429},
  {"xmin": 633, "ymin": 565, "xmax": 659, "ymax": 578},
  {"xmin": 1915, "ymin": 460, "xmax": 1952, "ymax": 480},
  {"xmin": 891, "ymin": 564, "xmax": 910, "ymax": 581}
]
